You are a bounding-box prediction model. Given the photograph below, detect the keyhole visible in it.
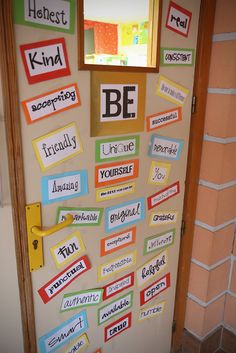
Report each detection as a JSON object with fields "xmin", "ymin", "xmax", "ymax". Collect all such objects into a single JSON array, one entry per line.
[{"xmin": 33, "ymin": 239, "xmax": 38, "ymax": 250}]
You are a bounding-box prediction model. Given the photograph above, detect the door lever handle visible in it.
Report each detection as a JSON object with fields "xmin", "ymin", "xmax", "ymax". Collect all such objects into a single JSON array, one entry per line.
[{"xmin": 31, "ymin": 213, "xmax": 73, "ymax": 237}]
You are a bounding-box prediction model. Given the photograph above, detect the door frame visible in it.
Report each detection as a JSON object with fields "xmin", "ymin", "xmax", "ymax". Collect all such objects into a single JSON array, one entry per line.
[{"xmin": 0, "ymin": 1, "xmax": 216, "ymax": 352}]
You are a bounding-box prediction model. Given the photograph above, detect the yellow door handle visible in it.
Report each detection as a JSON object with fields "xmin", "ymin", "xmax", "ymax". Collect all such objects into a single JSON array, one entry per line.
[{"xmin": 31, "ymin": 213, "xmax": 73, "ymax": 237}]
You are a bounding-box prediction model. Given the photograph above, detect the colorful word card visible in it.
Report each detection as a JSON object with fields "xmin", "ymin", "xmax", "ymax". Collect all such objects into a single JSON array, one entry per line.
[
  {"xmin": 56, "ymin": 207, "xmax": 103, "ymax": 227},
  {"xmin": 91, "ymin": 71, "xmax": 146, "ymax": 137},
  {"xmin": 138, "ymin": 301, "xmax": 165, "ymax": 322},
  {"xmin": 149, "ymin": 134, "xmax": 183, "ymax": 161},
  {"xmin": 96, "ymin": 182, "xmax": 135, "ymax": 202},
  {"xmin": 103, "ymin": 272, "xmax": 134, "ymax": 301},
  {"xmin": 38, "ymin": 255, "xmax": 91, "ymax": 303},
  {"xmin": 50, "ymin": 231, "xmax": 85, "ymax": 268},
  {"xmin": 140, "ymin": 273, "xmax": 171, "ymax": 306},
  {"xmin": 105, "ymin": 198, "xmax": 145, "ymax": 233},
  {"xmin": 160, "ymin": 48, "xmax": 194, "ymax": 66},
  {"xmin": 42, "ymin": 170, "xmax": 88, "ymax": 205},
  {"xmin": 98, "ymin": 251, "xmax": 136, "ymax": 282},
  {"xmin": 98, "ymin": 291, "xmax": 133, "ymax": 325},
  {"xmin": 95, "ymin": 159, "xmax": 139, "ymax": 188},
  {"xmin": 13, "ymin": 0, "xmax": 75, "ymax": 33},
  {"xmin": 60, "ymin": 289, "xmax": 103, "ymax": 312},
  {"xmin": 63, "ymin": 333, "xmax": 89, "ymax": 353},
  {"xmin": 95, "ymin": 135, "xmax": 140, "ymax": 163},
  {"xmin": 149, "ymin": 210, "xmax": 178, "ymax": 226},
  {"xmin": 146, "ymin": 107, "xmax": 182, "ymax": 132},
  {"xmin": 136, "ymin": 250, "xmax": 168, "ymax": 287},
  {"xmin": 100, "ymin": 84, "xmax": 138, "ymax": 122},
  {"xmin": 22, "ymin": 83, "xmax": 81, "ymax": 124},
  {"xmin": 38, "ymin": 310, "xmax": 88, "ymax": 353},
  {"xmin": 101, "ymin": 227, "xmax": 136, "ymax": 257},
  {"xmin": 156, "ymin": 75, "xmax": 189, "ymax": 106},
  {"xmin": 166, "ymin": 1, "xmax": 192, "ymax": 37},
  {"xmin": 144, "ymin": 229, "xmax": 175, "ymax": 255},
  {"xmin": 147, "ymin": 181, "xmax": 180, "ymax": 210},
  {"xmin": 104, "ymin": 312, "xmax": 132, "ymax": 342},
  {"xmin": 32, "ymin": 123, "xmax": 83, "ymax": 171},
  {"xmin": 148, "ymin": 161, "xmax": 171, "ymax": 185},
  {"xmin": 20, "ymin": 37, "xmax": 70, "ymax": 84}
]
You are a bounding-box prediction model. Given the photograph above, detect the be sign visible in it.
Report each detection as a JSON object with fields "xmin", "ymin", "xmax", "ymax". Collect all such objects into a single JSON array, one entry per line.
[{"xmin": 100, "ymin": 84, "xmax": 138, "ymax": 122}]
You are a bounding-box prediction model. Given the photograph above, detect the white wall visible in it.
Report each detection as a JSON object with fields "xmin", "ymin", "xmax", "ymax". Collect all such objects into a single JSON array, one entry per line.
[{"xmin": 0, "ymin": 68, "xmax": 24, "ymax": 353}]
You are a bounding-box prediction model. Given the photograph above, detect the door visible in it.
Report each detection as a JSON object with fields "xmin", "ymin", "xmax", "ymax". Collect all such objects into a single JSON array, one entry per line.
[{"xmin": 2, "ymin": 1, "xmax": 201, "ymax": 353}]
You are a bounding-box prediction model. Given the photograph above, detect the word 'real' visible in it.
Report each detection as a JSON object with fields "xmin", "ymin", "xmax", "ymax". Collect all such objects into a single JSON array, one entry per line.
[
  {"xmin": 156, "ymin": 75, "xmax": 189, "ymax": 106},
  {"xmin": 38, "ymin": 311, "xmax": 88, "ymax": 353},
  {"xmin": 14, "ymin": 0, "xmax": 74, "ymax": 33},
  {"xmin": 60, "ymin": 288, "xmax": 103, "ymax": 312},
  {"xmin": 139, "ymin": 301, "xmax": 165, "ymax": 322},
  {"xmin": 98, "ymin": 251, "xmax": 136, "ymax": 282},
  {"xmin": 103, "ymin": 272, "xmax": 134, "ymax": 301},
  {"xmin": 50, "ymin": 231, "xmax": 85, "ymax": 268},
  {"xmin": 98, "ymin": 291, "xmax": 133, "ymax": 325},
  {"xmin": 105, "ymin": 198, "xmax": 145, "ymax": 233},
  {"xmin": 146, "ymin": 107, "xmax": 182, "ymax": 132},
  {"xmin": 32, "ymin": 122, "xmax": 83, "ymax": 171},
  {"xmin": 42, "ymin": 170, "xmax": 88, "ymax": 205},
  {"xmin": 147, "ymin": 181, "xmax": 180, "ymax": 210},
  {"xmin": 140, "ymin": 273, "xmax": 171, "ymax": 306},
  {"xmin": 104, "ymin": 312, "xmax": 132, "ymax": 342},
  {"xmin": 136, "ymin": 250, "xmax": 168, "ymax": 287},
  {"xmin": 22, "ymin": 83, "xmax": 81, "ymax": 124},
  {"xmin": 101, "ymin": 227, "xmax": 136, "ymax": 256},
  {"xmin": 62, "ymin": 333, "xmax": 89, "ymax": 353},
  {"xmin": 20, "ymin": 37, "xmax": 70, "ymax": 84},
  {"xmin": 38, "ymin": 255, "xmax": 91, "ymax": 303},
  {"xmin": 166, "ymin": 1, "xmax": 192, "ymax": 37}
]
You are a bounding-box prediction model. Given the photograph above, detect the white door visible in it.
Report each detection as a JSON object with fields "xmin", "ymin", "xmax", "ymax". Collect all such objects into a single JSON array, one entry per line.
[{"xmin": 12, "ymin": 1, "xmax": 200, "ymax": 352}]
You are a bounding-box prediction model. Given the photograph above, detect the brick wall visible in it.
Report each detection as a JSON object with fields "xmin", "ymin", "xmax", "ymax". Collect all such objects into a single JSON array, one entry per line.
[{"xmin": 184, "ymin": 0, "xmax": 236, "ymax": 340}]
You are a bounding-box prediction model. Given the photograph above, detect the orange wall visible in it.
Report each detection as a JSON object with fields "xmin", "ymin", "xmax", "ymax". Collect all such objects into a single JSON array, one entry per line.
[{"xmin": 185, "ymin": 0, "xmax": 236, "ymax": 339}]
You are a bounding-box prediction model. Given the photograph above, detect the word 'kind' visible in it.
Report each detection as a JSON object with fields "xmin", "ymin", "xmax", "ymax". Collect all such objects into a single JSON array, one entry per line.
[{"xmin": 20, "ymin": 38, "xmax": 70, "ymax": 83}]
